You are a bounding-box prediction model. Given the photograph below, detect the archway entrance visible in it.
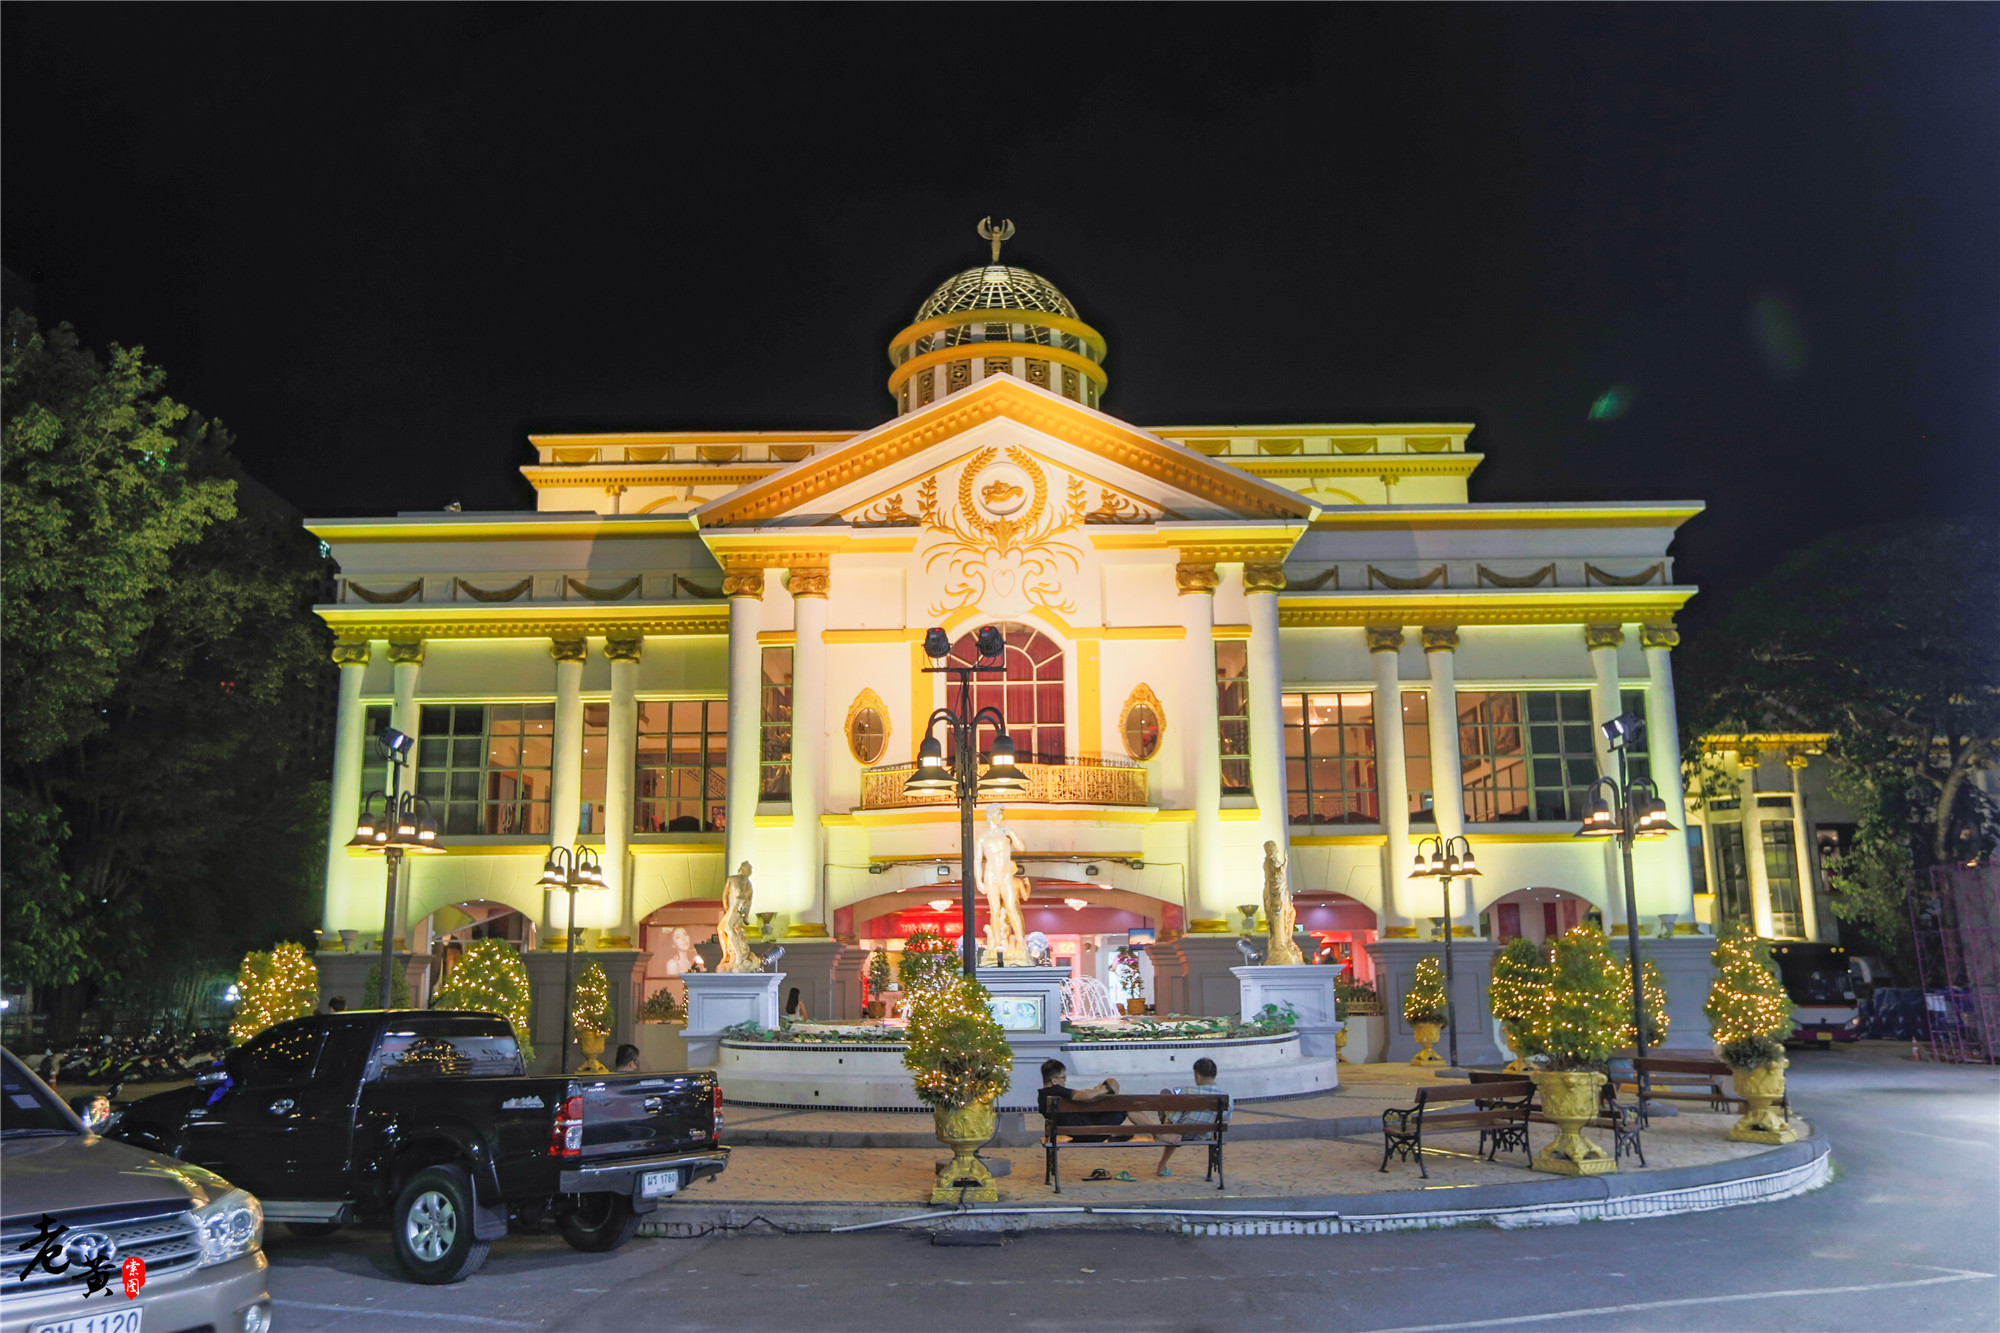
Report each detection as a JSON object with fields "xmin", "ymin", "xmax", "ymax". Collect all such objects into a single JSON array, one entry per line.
[{"xmin": 1483, "ymin": 887, "xmax": 1594, "ymax": 944}]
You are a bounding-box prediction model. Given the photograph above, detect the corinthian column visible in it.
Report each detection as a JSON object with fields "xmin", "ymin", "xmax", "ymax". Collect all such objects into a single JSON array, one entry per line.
[
  {"xmin": 385, "ymin": 639, "xmax": 424, "ymax": 944},
  {"xmin": 602, "ymin": 636, "xmax": 642, "ymax": 934},
  {"xmin": 1585, "ymin": 623, "xmax": 1629, "ymax": 926},
  {"xmin": 1640, "ymin": 623, "xmax": 1696, "ymax": 919},
  {"xmin": 1417, "ymin": 627, "xmax": 1465, "ymax": 926},
  {"xmin": 1177, "ymin": 560, "xmax": 1225, "ymax": 926},
  {"xmin": 549, "ymin": 639, "xmax": 587, "ymax": 845},
  {"xmin": 788, "ymin": 565, "xmax": 830, "ymax": 930},
  {"xmin": 1368, "ymin": 627, "xmax": 1412, "ymax": 930},
  {"xmin": 1242, "ymin": 563, "xmax": 1290, "ymax": 860},
  {"xmin": 323, "ymin": 641, "xmax": 371, "ymax": 931},
  {"xmin": 723, "ymin": 569, "xmax": 765, "ymax": 876}
]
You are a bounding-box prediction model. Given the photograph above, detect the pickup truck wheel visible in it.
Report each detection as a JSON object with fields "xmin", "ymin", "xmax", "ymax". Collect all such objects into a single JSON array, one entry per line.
[
  {"xmin": 393, "ymin": 1165, "xmax": 491, "ymax": 1284},
  {"xmin": 556, "ymin": 1192, "xmax": 641, "ymax": 1253}
]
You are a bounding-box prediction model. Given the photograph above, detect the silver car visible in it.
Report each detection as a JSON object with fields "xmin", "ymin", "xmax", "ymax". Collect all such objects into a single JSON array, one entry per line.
[{"xmin": 1, "ymin": 1049, "xmax": 270, "ymax": 1333}]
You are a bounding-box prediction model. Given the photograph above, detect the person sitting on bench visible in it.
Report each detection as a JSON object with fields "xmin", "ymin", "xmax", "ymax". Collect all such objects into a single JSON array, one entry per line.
[
  {"xmin": 1038, "ymin": 1059, "xmax": 1130, "ymax": 1138},
  {"xmin": 1154, "ymin": 1057, "xmax": 1230, "ymax": 1178}
]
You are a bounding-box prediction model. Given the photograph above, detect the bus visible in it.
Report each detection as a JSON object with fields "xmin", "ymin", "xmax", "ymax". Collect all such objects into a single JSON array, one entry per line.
[{"xmin": 1771, "ymin": 942, "xmax": 1862, "ymax": 1045}]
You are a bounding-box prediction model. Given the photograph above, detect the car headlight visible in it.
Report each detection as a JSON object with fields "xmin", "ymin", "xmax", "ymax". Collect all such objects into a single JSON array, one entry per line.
[{"xmin": 190, "ymin": 1188, "xmax": 263, "ymax": 1266}]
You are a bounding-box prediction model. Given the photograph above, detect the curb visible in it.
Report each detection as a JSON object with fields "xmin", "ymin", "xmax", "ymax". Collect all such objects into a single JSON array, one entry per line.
[{"xmin": 637, "ymin": 1133, "xmax": 1831, "ymax": 1237}]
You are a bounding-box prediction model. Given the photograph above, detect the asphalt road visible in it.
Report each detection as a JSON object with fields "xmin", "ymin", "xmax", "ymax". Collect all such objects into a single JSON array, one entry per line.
[{"xmin": 265, "ymin": 1043, "xmax": 1999, "ymax": 1332}]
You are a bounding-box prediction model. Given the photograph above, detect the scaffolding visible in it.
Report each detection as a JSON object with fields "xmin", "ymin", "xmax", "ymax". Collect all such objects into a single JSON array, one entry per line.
[{"xmin": 1909, "ymin": 863, "xmax": 2000, "ymax": 1064}]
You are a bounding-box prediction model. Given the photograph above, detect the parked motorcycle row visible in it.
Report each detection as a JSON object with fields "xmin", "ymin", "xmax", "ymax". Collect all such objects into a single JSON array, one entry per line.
[{"xmin": 33, "ymin": 1028, "xmax": 229, "ymax": 1094}]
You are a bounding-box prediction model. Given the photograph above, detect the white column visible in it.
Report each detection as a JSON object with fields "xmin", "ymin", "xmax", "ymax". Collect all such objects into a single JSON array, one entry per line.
[
  {"xmin": 789, "ymin": 566, "xmax": 830, "ymax": 928},
  {"xmin": 549, "ymin": 640, "xmax": 586, "ymax": 846},
  {"xmin": 1369, "ymin": 627, "xmax": 1413, "ymax": 930},
  {"xmin": 387, "ymin": 640, "xmax": 424, "ymax": 947},
  {"xmin": 1243, "ymin": 564, "xmax": 1289, "ymax": 859},
  {"xmin": 723, "ymin": 571, "xmax": 765, "ymax": 874},
  {"xmin": 1178, "ymin": 561, "xmax": 1225, "ymax": 925},
  {"xmin": 1420, "ymin": 627, "xmax": 1466, "ymax": 931},
  {"xmin": 1741, "ymin": 755, "xmax": 1775, "ymax": 938},
  {"xmin": 603, "ymin": 637, "xmax": 641, "ymax": 934},
  {"xmin": 1640, "ymin": 624, "xmax": 1696, "ymax": 919},
  {"xmin": 1788, "ymin": 757, "xmax": 1822, "ymax": 942},
  {"xmin": 1585, "ymin": 624, "xmax": 1630, "ymax": 927},
  {"xmin": 323, "ymin": 642, "xmax": 371, "ymax": 931}
]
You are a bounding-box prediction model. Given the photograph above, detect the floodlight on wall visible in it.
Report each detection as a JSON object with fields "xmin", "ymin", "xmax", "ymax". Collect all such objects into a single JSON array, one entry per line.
[
  {"xmin": 1600, "ymin": 712, "xmax": 1646, "ymax": 750},
  {"xmin": 924, "ymin": 627, "xmax": 951, "ymax": 658},
  {"xmin": 975, "ymin": 624, "xmax": 1005, "ymax": 659}
]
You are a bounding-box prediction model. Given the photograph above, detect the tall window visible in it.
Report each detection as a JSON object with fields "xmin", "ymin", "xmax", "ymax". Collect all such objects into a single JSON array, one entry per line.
[
  {"xmin": 1456, "ymin": 690, "xmax": 1533, "ymax": 821},
  {"xmin": 760, "ymin": 647, "xmax": 792, "ymax": 801},
  {"xmin": 1686, "ymin": 824, "xmax": 1709, "ymax": 897},
  {"xmin": 362, "ymin": 704, "xmax": 394, "ymax": 807},
  {"xmin": 947, "ymin": 624, "xmax": 1065, "ymax": 764},
  {"xmin": 579, "ymin": 704, "xmax": 607, "ymax": 834},
  {"xmin": 1402, "ymin": 691, "xmax": 1435, "ymax": 822},
  {"xmin": 417, "ymin": 704, "xmax": 554, "ymax": 835},
  {"xmin": 1763, "ymin": 822, "xmax": 1804, "ymax": 938},
  {"xmin": 1216, "ymin": 641, "xmax": 1250, "ymax": 795},
  {"xmin": 1712, "ymin": 822, "xmax": 1753, "ymax": 927},
  {"xmin": 1401, "ymin": 688, "xmax": 1652, "ymax": 822},
  {"xmin": 1283, "ymin": 692, "xmax": 1377, "ymax": 824},
  {"xmin": 636, "ymin": 700, "xmax": 728, "ymax": 832}
]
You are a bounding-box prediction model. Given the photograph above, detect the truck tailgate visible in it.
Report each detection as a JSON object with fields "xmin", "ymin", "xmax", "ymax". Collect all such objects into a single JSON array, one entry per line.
[{"xmin": 578, "ymin": 1072, "xmax": 717, "ymax": 1161}]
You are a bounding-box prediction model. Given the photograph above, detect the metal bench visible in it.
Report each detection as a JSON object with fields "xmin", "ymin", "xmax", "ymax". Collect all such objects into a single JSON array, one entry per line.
[
  {"xmin": 1629, "ymin": 1056, "xmax": 1789, "ymax": 1127},
  {"xmin": 1467, "ymin": 1069, "xmax": 1646, "ymax": 1167},
  {"xmin": 1039, "ymin": 1093, "xmax": 1230, "ymax": 1194},
  {"xmin": 1380, "ymin": 1078, "xmax": 1535, "ymax": 1179}
]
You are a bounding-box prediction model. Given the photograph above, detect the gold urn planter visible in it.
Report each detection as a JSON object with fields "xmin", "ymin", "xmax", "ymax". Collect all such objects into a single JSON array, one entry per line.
[
  {"xmin": 1529, "ymin": 1070, "xmax": 1615, "ymax": 1175},
  {"xmin": 576, "ymin": 1031, "xmax": 609, "ymax": 1074},
  {"xmin": 1500, "ymin": 1022, "xmax": 1528, "ymax": 1073},
  {"xmin": 1336, "ymin": 1024, "xmax": 1350, "ymax": 1063},
  {"xmin": 1727, "ymin": 1058, "xmax": 1795, "ymax": 1144},
  {"xmin": 1409, "ymin": 1021, "xmax": 1446, "ymax": 1066},
  {"xmin": 930, "ymin": 1098, "xmax": 1000, "ymax": 1204}
]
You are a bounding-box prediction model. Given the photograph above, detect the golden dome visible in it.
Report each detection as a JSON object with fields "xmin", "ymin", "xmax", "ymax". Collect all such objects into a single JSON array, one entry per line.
[{"xmin": 914, "ymin": 264, "xmax": 1079, "ymax": 321}]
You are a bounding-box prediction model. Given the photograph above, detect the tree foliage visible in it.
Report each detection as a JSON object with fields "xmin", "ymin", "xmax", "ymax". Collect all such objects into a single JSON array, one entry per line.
[
  {"xmin": 902, "ymin": 977, "xmax": 1011, "ymax": 1111},
  {"xmin": 229, "ymin": 943, "xmax": 318, "ymax": 1045},
  {"xmin": 2, "ymin": 313, "xmax": 332, "ymax": 1003},
  {"xmin": 1489, "ymin": 937, "xmax": 1550, "ymax": 1024},
  {"xmin": 1515, "ymin": 928, "xmax": 1629, "ymax": 1071},
  {"xmin": 897, "ymin": 931, "xmax": 959, "ymax": 1004},
  {"xmin": 1704, "ymin": 922, "xmax": 1793, "ymax": 1069},
  {"xmin": 1402, "ymin": 955, "xmax": 1449, "ymax": 1024},
  {"xmin": 431, "ymin": 940, "xmax": 534, "ymax": 1060},
  {"xmin": 573, "ymin": 960, "xmax": 612, "ymax": 1039}
]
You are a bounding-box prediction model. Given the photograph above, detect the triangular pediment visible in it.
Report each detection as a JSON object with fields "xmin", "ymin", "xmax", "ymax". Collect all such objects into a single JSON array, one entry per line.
[{"xmin": 691, "ymin": 375, "xmax": 1316, "ymax": 530}]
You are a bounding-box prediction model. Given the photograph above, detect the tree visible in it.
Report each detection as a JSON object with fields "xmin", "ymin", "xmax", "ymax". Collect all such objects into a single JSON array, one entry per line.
[
  {"xmin": 363, "ymin": 961, "xmax": 413, "ymax": 1010},
  {"xmin": 1402, "ymin": 956, "xmax": 1448, "ymax": 1025},
  {"xmin": 3, "ymin": 314, "xmax": 333, "ymax": 1016},
  {"xmin": 573, "ymin": 961, "xmax": 612, "ymax": 1040},
  {"xmin": 897, "ymin": 931, "xmax": 959, "ymax": 1003},
  {"xmin": 1704, "ymin": 922, "xmax": 1793, "ymax": 1069},
  {"xmin": 1625, "ymin": 957, "xmax": 1670, "ymax": 1050},
  {"xmin": 431, "ymin": 940, "xmax": 534, "ymax": 1060},
  {"xmin": 1680, "ymin": 522, "xmax": 2000, "ymax": 961},
  {"xmin": 902, "ymin": 977, "xmax": 1011, "ymax": 1111},
  {"xmin": 1516, "ymin": 928, "xmax": 1629, "ymax": 1070},
  {"xmin": 228, "ymin": 943, "xmax": 318, "ymax": 1045},
  {"xmin": 1489, "ymin": 937, "xmax": 1550, "ymax": 1027}
]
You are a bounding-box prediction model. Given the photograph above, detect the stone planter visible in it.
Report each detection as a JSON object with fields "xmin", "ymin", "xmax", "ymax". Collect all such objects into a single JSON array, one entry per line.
[
  {"xmin": 1530, "ymin": 1069, "xmax": 1615, "ymax": 1175},
  {"xmin": 1500, "ymin": 1022, "xmax": 1528, "ymax": 1073},
  {"xmin": 576, "ymin": 1031, "xmax": 609, "ymax": 1074},
  {"xmin": 1409, "ymin": 1020, "xmax": 1445, "ymax": 1066},
  {"xmin": 1728, "ymin": 1058, "xmax": 1795, "ymax": 1144},
  {"xmin": 930, "ymin": 1098, "xmax": 1000, "ymax": 1203}
]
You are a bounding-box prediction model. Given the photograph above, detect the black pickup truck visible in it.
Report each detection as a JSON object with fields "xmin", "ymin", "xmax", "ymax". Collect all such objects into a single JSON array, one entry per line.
[{"xmin": 111, "ymin": 1010, "xmax": 727, "ymax": 1282}]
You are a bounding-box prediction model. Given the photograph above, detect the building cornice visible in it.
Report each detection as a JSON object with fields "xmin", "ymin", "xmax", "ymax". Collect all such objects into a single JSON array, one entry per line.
[
  {"xmin": 315, "ymin": 600, "xmax": 727, "ymax": 641},
  {"xmin": 306, "ymin": 514, "xmax": 700, "ymax": 543},
  {"xmin": 1305, "ymin": 502, "xmax": 1705, "ymax": 533},
  {"xmin": 1229, "ymin": 454, "xmax": 1483, "ymax": 481},
  {"xmin": 1277, "ymin": 587, "xmax": 1696, "ymax": 627}
]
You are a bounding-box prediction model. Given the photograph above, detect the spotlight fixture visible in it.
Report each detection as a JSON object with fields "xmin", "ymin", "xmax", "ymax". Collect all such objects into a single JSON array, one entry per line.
[
  {"xmin": 1064, "ymin": 897, "xmax": 1088, "ymax": 911},
  {"xmin": 923, "ymin": 627, "xmax": 951, "ymax": 659},
  {"xmin": 1084, "ymin": 864, "xmax": 1100, "ymax": 877},
  {"xmin": 928, "ymin": 899, "xmax": 954, "ymax": 913},
  {"xmin": 975, "ymin": 624, "xmax": 1005, "ymax": 659}
]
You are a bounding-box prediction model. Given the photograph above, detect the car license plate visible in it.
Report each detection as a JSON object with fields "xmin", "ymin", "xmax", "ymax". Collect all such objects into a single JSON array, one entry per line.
[
  {"xmin": 1817, "ymin": 1031, "xmax": 1833, "ymax": 1043},
  {"xmin": 641, "ymin": 1169, "xmax": 681, "ymax": 1198},
  {"xmin": 33, "ymin": 1307, "xmax": 143, "ymax": 1333}
]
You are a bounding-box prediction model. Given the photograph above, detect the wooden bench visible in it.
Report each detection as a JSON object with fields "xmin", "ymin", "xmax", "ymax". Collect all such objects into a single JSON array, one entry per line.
[
  {"xmin": 1039, "ymin": 1092, "xmax": 1230, "ymax": 1194},
  {"xmin": 1629, "ymin": 1056, "xmax": 1790, "ymax": 1125},
  {"xmin": 1467, "ymin": 1070, "xmax": 1646, "ymax": 1167},
  {"xmin": 1380, "ymin": 1078, "xmax": 1534, "ymax": 1179}
]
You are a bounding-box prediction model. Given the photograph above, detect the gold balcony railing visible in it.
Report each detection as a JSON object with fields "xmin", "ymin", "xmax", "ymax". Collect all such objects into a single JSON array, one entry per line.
[{"xmin": 860, "ymin": 757, "xmax": 1149, "ymax": 810}]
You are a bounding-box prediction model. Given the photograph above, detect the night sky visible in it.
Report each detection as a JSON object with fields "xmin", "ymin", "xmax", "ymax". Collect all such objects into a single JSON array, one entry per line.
[{"xmin": 4, "ymin": 6, "xmax": 1994, "ymax": 598}]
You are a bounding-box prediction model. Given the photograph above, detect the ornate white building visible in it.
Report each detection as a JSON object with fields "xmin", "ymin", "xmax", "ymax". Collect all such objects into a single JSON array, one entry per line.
[{"xmin": 309, "ymin": 228, "xmax": 1720, "ymax": 1062}]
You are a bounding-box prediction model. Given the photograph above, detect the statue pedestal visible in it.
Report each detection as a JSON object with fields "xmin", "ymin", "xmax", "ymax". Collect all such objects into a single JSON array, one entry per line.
[
  {"xmin": 975, "ymin": 966, "xmax": 1071, "ymax": 1112},
  {"xmin": 683, "ymin": 971, "xmax": 784, "ymax": 1066},
  {"xmin": 1233, "ymin": 964, "xmax": 1345, "ymax": 1060}
]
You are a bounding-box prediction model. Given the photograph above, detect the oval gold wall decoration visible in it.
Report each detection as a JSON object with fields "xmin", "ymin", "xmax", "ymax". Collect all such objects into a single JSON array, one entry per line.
[
  {"xmin": 1119, "ymin": 682, "xmax": 1166, "ymax": 762},
  {"xmin": 845, "ymin": 687, "xmax": 891, "ymax": 765}
]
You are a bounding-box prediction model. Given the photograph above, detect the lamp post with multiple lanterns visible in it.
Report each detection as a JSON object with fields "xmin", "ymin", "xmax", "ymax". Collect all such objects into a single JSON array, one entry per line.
[
  {"xmin": 346, "ymin": 727, "xmax": 443, "ymax": 1010},
  {"xmin": 1408, "ymin": 834, "xmax": 1480, "ymax": 1070},
  {"xmin": 538, "ymin": 845, "xmax": 609, "ymax": 1075},
  {"xmin": 901, "ymin": 625, "xmax": 1030, "ymax": 976},
  {"xmin": 1576, "ymin": 711, "xmax": 1677, "ymax": 1060}
]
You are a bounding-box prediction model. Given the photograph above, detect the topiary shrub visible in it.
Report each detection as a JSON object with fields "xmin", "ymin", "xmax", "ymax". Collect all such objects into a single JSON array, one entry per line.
[
  {"xmin": 902, "ymin": 976, "xmax": 1011, "ymax": 1111},
  {"xmin": 1625, "ymin": 956, "xmax": 1671, "ymax": 1050},
  {"xmin": 1490, "ymin": 937, "xmax": 1550, "ymax": 1028},
  {"xmin": 1402, "ymin": 956, "xmax": 1449, "ymax": 1025},
  {"xmin": 1705, "ymin": 922, "xmax": 1792, "ymax": 1069},
  {"xmin": 866, "ymin": 949, "xmax": 893, "ymax": 999},
  {"xmin": 229, "ymin": 942, "xmax": 318, "ymax": 1045},
  {"xmin": 573, "ymin": 960, "xmax": 612, "ymax": 1041},
  {"xmin": 897, "ymin": 931, "xmax": 960, "ymax": 1004},
  {"xmin": 362, "ymin": 961, "xmax": 412, "ymax": 1010},
  {"xmin": 432, "ymin": 939, "xmax": 534, "ymax": 1061},
  {"xmin": 1516, "ymin": 927, "xmax": 1628, "ymax": 1071}
]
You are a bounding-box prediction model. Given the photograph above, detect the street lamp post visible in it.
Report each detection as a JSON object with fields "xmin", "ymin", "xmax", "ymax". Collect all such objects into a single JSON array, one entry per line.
[
  {"xmin": 345, "ymin": 728, "xmax": 442, "ymax": 1010},
  {"xmin": 1576, "ymin": 711, "xmax": 1677, "ymax": 1061},
  {"xmin": 902, "ymin": 625, "xmax": 1030, "ymax": 976},
  {"xmin": 1408, "ymin": 834, "xmax": 1481, "ymax": 1070},
  {"xmin": 538, "ymin": 845, "xmax": 608, "ymax": 1075}
]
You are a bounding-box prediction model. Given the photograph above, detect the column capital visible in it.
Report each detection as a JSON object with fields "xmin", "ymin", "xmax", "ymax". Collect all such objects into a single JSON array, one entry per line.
[
  {"xmin": 1365, "ymin": 625, "xmax": 1405, "ymax": 654},
  {"xmin": 386, "ymin": 639, "xmax": 426, "ymax": 666},
  {"xmin": 331, "ymin": 640, "xmax": 371, "ymax": 667},
  {"xmin": 1784, "ymin": 750, "xmax": 1811, "ymax": 770},
  {"xmin": 1175, "ymin": 561, "xmax": 1219, "ymax": 594},
  {"xmin": 788, "ymin": 565, "xmax": 830, "ymax": 598},
  {"xmin": 550, "ymin": 638, "xmax": 588, "ymax": 664},
  {"xmin": 1640, "ymin": 622, "xmax": 1680, "ymax": 650},
  {"xmin": 1419, "ymin": 625, "xmax": 1459, "ymax": 653},
  {"xmin": 1242, "ymin": 563, "xmax": 1287, "ymax": 594},
  {"xmin": 605, "ymin": 636, "xmax": 644, "ymax": 664},
  {"xmin": 722, "ymin": 570, "xmax": 765, "ymax": 600},
  {"xmin": 1584, "ymin": 623, "xmax": 1626, "ymax": 651}
]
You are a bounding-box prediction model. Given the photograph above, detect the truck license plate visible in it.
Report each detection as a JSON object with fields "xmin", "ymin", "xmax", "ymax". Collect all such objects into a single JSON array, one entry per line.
[
  {"xmin": 33, "ymin": 1308, "xmax": 143, "ymax": 1333},
  {"xmin": 641, "ymin": 1169, "xmax": 681, "ymax": 1198}
]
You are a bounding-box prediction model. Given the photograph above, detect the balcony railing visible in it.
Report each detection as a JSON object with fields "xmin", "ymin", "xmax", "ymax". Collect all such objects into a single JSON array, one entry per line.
[{"xmin": 860, "ymin": 757, "xmax": 1149, "ymax": 810}]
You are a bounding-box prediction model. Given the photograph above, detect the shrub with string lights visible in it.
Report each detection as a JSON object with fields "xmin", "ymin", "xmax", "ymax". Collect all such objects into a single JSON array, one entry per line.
[
  {"xmin": 1489, "ymin": 937, "xmax": 1550, "ymax": 1027},
  {"xmin": 1402, "ymin": 956, "xmax": 1449, "ymax": 1025},
  {"xmin": 1704, "ymin": 921, "xmax": 1792, "ymax": 1069},
  {"xmin": 1515, "ymin": 927, "xmax": 1628, "ymax": 1071},
  {"xmin": 901, "ymin": 976, "xmax": 1012, "ymax": 1111},
  {"xmin": 432, "ymin": 938, "xmax": 535, "ymax": 1061},
  {"xmin": 229, "ymin": 942, "xmax": 319, "ymax": 1045},
  {"xmin": 573, "ymin": 960, "xmax": 612, "ymax": 1040},
  {"xmin": 898, "ymin": 930, "xmax": 959, "ymax": 1004},
  {"xmin": 1623, "ymin": 957, "xmax": 1671, "ymax": 1050}
]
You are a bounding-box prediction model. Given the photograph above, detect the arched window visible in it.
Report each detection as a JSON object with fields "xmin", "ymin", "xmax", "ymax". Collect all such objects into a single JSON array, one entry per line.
[{"xmin": 946, "ymin": 623, "xmax": 1066, "ymax": 764}]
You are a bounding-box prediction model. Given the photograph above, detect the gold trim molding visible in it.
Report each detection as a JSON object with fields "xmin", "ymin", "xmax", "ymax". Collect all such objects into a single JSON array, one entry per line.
[
  {"xmin": 1584, "ymin": 623, "xmax": 1626, "ymax": 650},
  {"xmin": 1175, "ymin": 561, "xmax": 1220, "ymax": 594}
]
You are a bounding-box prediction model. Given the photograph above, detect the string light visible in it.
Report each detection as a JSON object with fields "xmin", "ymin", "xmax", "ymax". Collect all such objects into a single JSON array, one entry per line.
[
  {"xmin": 1704, "ymin": 922, "xmax": 1791, "ymax": 1066},
  {"xmin": 1489, "ymin": 936, "xmax": 1550, "ymax": 1026},
  {"xmin": 1402, "ymin": 956, "xmax": 1449, "ymax": 1025},
  {"xmin": 572, "ymin": 960, "xmax": 612, "ymax": 1041},
  {"xmin": 901, "ymin": 976, "xmax": 1012, "ymax": 1110},
  {"xmin": 1624, "ymin": 958, "xmax": 1671, "ymax": 1049},
  {"xmin": 1513, "ymin": 927, "xmax": 1629, "ymax": 1070},
  {"xmin": 229, "ymin": 942, "xmax": 318, "ymax": 1045},
  {"xmin": 432, "ymin": 939, "xmax": 535, "ymax": 1061},
  {"xmin": 898, "ymin": 930, "xmax": 960, "ymax": 1004}
]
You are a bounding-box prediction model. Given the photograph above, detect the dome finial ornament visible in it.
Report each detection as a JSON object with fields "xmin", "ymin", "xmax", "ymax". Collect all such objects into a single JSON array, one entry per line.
[{"xmin": 977, "ymin": 216, "xmax": 1016, "ymax": 264}]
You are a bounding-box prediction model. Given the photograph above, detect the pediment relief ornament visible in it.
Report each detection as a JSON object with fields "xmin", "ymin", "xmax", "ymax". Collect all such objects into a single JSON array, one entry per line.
[{"xmin": 919, "ymin": 444, "xmax": 1085, "ymax": 616}]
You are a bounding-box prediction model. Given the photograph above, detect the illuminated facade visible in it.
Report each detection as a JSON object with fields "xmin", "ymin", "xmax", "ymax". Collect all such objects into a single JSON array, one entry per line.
[{"xmin": 309, "ymin": 227, "xmax": 1721, "ymax": 1056}]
